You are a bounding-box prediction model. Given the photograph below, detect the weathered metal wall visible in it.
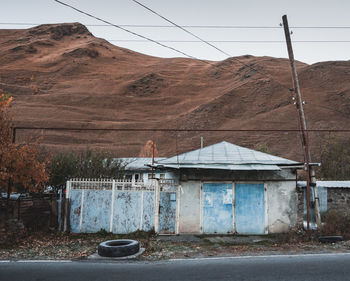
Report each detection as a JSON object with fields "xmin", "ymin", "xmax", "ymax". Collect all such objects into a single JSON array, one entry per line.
[
  {"xmin": 68, "ymin": 180, "xmax": 156, "ymax": 234},
  {"xmin": 235, "ymin": 183, "xmax": 265, "ymax": 234},
  {"xmin": 113, "ymin": 191, "xmax": 142, "ymax": 234},
  {"xmin": 81, "ymin": 190, "xmax": 112, "ymax": 233},
  {"xmin": 203, "ymin": 183, "xmax": 233, "ymax": 234},
  {"xmin": 69, "ymin": 189, "xmax": 82, "ymax": 233},
  {"xmin": 159, "ymin": 192, "xmax": 176, "ymax": 234},
  {"xmin": 142, "ymin": 191, "xmax": 155, "ymax": 230},
  {"xmin": 178, "ymin": 181, "xmax": 201, "ymax": 233}
]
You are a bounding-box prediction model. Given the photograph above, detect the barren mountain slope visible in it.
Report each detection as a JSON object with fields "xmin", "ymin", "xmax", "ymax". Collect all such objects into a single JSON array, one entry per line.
[{"xmin": 0, "ymin": 23, "xmax": 349, "ymax": 160}]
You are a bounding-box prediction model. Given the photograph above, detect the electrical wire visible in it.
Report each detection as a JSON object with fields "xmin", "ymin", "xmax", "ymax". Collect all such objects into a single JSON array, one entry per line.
[
  {"xmin": 51, "ymin": 0, "xmax": 291, "ymax": 90},
  {"xmin": 53, "ymin": 0, "xmax": 197, "ymax": 59},
  {"xmin": 131, "ymin": 0, "xmax": 231, "ymax": 57},
  {"xmin": 13, "ymin": 127, "xmax": 350, "ymax": 132},
  {"xmin": 1, "ymin": 22, "xmax": 350, "ymax": 29},
  {"xmin": 130, "ymin": 0, "xmax": 292, "ymax": 92},
  {"xmin": 108, "ymin": 39, "xmax": 350, "ymax": 43}
]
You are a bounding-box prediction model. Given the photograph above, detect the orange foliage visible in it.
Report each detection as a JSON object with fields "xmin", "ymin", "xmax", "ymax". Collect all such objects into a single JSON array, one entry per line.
[
  {"xmin": 0, "ymin": 90, "xmax": 48, "ymax": 193},
  {"xmin": 139, "ymin": 140, "xmax": 159, "ymax": 157}
]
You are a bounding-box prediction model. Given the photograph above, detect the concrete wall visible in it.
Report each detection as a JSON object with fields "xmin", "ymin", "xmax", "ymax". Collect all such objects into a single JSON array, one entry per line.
[
  {"xmin": 266, "ymin": 181, "xmax": 298, "ymax": 233},
  {"xmin": 178, "ymin": 181, "xmax": 201, "ymax": 233}
]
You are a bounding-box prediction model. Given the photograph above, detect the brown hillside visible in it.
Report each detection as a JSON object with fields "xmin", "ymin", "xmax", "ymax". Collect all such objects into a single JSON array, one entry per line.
[{"xmin": 0, "ymin": 23, "xmax": 349, "ymax": 161}]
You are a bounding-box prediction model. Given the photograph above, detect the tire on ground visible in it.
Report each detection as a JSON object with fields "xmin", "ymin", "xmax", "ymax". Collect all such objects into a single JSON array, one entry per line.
[
  {"xmin": 318, "ymin": 236, "xmax": 343, "ymax": 243},
  {"xmin": 98, "ymin": 239, "xmax": 140, "ymax": 257}
]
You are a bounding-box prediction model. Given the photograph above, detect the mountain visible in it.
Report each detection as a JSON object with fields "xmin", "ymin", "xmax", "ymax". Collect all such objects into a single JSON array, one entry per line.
[{"xmin": 0, "ymin": 23, "xmax": 349, "ymax": 161}]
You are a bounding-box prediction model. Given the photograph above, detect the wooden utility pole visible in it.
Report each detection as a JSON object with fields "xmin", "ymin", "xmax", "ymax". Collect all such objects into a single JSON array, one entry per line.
[{"xmin": 282, "ymin": 15, "xmax": 320, "ymax": 235}]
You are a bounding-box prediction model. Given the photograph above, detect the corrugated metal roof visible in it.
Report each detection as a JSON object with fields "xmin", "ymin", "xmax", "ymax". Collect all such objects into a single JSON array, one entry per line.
[
  {"xmin": 155, "ymin": 141, "xmax": 300, "ymax": 167},
  {"xmin": 119, "ymin": 158, "xmax": 166, "ymax": 170},
  {"xmin": 298, "ymin": 181, "xmax": 350, "ymax": 189},
  {"xmin": 156, "ymin": 164, "xmax": 281, "ymax": 171}
]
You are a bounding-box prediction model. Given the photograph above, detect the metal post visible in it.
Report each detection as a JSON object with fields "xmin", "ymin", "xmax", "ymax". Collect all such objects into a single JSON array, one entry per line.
[
  {"xmin": 151, "ymin": 140, "xmax": 155, "ymax": 179},
  {"xmin": 282, "ymin": 15, "xmax": 312, "ymax": 235}
]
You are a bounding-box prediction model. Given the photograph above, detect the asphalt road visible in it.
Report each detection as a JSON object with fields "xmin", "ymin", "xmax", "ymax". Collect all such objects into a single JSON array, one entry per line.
[{"xmin": 1, "ymin": 253, "xmax": 350, "ymax": 281}]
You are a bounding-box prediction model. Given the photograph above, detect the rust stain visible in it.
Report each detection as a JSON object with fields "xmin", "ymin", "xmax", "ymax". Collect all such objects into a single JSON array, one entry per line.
[{"xmin": 74, "ymin": 206, "xmax": 81, "ymax": 215}]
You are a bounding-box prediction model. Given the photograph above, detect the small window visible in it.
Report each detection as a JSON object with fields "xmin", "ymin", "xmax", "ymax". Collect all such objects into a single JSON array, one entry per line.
[
  {"xmin": 125, "ymin": 174, "xmax": 132, "ymax": 180},
  {"xmin": 148, "ymin": 173, "xmax": 153, "ymax": 180},
  {"xmin": 159, "ymin": 173, "xmax": 165, "ymax": 179},
  {"xmin": 134, "ymin": 173, "xmax": 140, "ymax": 181}
]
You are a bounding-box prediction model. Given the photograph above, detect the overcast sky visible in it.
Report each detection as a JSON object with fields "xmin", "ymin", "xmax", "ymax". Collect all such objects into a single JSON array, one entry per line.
[{"xmin": 2, "ymin": 0, "xmax": 350, "ymax": 64}]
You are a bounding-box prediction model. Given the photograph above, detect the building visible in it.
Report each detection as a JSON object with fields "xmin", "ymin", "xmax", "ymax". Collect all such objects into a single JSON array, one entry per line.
[
  {"xmin": 67, "ymin": 141, "xmax": 304, "ymax": 235},
  {"xmin": 152, "ymin": 141, "xmax": 303, "ymax": 234}
]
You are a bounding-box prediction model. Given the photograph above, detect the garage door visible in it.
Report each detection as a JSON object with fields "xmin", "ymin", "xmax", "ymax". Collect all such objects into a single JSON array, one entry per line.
[
  {"xmin": 235, "ymin": 183, "xmax": 265, "ymax": 234},
  {"xmin": 203, "ymin": 183, "xmax": 233, "ymax": 234}
]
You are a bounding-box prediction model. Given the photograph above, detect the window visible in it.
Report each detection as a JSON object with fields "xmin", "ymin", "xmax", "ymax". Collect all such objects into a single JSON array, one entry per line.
[{"xmin": 159, "ymin": 173, "xmax": 165, "ymax": 179}]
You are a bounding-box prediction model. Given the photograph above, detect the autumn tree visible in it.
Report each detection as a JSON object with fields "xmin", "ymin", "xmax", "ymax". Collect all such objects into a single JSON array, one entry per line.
[
  {"xmin": 139, "ymin": 140, "xmax": 159, "ymax": 157},
  {"xmin": 0, "ymin": 90, "xmax": 48, "ymax": 196}
]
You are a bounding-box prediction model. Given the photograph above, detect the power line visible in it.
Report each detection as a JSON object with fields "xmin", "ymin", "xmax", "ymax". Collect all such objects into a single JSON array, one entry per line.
[
  {"xmin": 51, "ymin": 0, "xmax": 291, "ymax": 94},
  {"xmin": 53, "ymin": 0, "xmax": 197, "ymax": 59},
  {"xmin": 47, "ymin": 1, "xmax": 347, "ymax": 121},
  {"xmin": 131, "ymin": 0, "xmax": 231, "ymax": 57},
  {"xmin": 108, "ymin": 39, "xmax": 350, "ymax": 43},
  {"xmin": 13, "ymin": 127, "xmax": 350, "ymax": 132},
  {"xmin": 2, "ymin": 22, "xmax": 350, "ymax": 29},
  {"xmin": 51, "ymin": 0, "xmax": 260, "ymax": 79},
  {"xmin": 130, "ymin": 0, "xmax": 292, "ymax": 93}
]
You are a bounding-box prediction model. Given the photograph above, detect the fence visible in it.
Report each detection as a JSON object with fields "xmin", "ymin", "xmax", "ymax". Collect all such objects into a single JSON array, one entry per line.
[
  {"xmin": 65, "ymin": 178, "xmax": 177, "ymax": 234},
  {"xmin": 1, "ymin": 193, "xmax": 58, "ymax": 232}
]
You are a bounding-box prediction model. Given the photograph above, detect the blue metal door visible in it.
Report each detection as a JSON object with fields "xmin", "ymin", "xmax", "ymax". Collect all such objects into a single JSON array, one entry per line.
[
  {"xmin": 159, "ymin": 192, "xmax": 176, "ymax": 234},
  {"xmin": 203, "ymin": 183, "xmax": 233, "ymax": 234},
  {"xmin": 235, "ymin": 183, "xmax": 265, "ymax": 234}
]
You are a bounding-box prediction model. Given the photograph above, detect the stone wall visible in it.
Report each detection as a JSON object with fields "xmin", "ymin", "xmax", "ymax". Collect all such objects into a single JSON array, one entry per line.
[{"xmin": 327, "ymin": 188, "xmax": 350, "ymax": 215}]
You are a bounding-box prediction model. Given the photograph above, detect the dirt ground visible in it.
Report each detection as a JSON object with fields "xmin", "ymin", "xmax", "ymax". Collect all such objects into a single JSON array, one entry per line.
[{"xmin": 1, "ymin": 231, "xmax": 350, "ymax": 261}]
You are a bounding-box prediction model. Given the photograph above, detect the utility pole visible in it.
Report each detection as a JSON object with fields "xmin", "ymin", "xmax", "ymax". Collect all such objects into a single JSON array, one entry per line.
[{"xmin": 282, "ymin": 15, "xmax": 320, "ymax": 235}]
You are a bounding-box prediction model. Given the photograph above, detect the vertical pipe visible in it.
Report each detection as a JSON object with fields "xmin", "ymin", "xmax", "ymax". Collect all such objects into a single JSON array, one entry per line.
[
  {"xmin": 176, "ymin": 184, "xmax": 181, "ymax": 234},
  {"xmin": 58, "ymin": 188, "xmax": 62, "ymax": 232},
  {"xmin": 154, "ymin": 180, "xmax": 160, "ymax": 233},
  {"xmin": 232, "ymin": 182, "xmax": 236, "ymax": 233},
  {"xmin": 110, "ymin": 180, "xmax": 115, "ymax": 233},
  {"xmin": 63, "ymin": 180, "xmax": 70, "ymax": 232},
  {"xmin": 140, "ymin": 190, "xmax": 144, "ymax": 230},
  {"xmin": 151, "ymin": 141, "xmax": 155, "ymax": 179},
  {"xmin": 79, "ymin": 189, "xmax": 85, "ymax": 233},
  {"xmin": 200, "ymin": 182, "xmax": 203, "ymax": 234}
]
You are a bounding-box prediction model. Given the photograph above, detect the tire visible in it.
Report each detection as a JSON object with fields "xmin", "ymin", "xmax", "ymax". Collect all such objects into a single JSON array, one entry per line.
[
  {"xmin": 318, "ymin": 236, "xmax": 343, "ymax": 243},
  {"xmin": 98, "ymin": 240, "xmax": 140, "ymax": 257}
]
